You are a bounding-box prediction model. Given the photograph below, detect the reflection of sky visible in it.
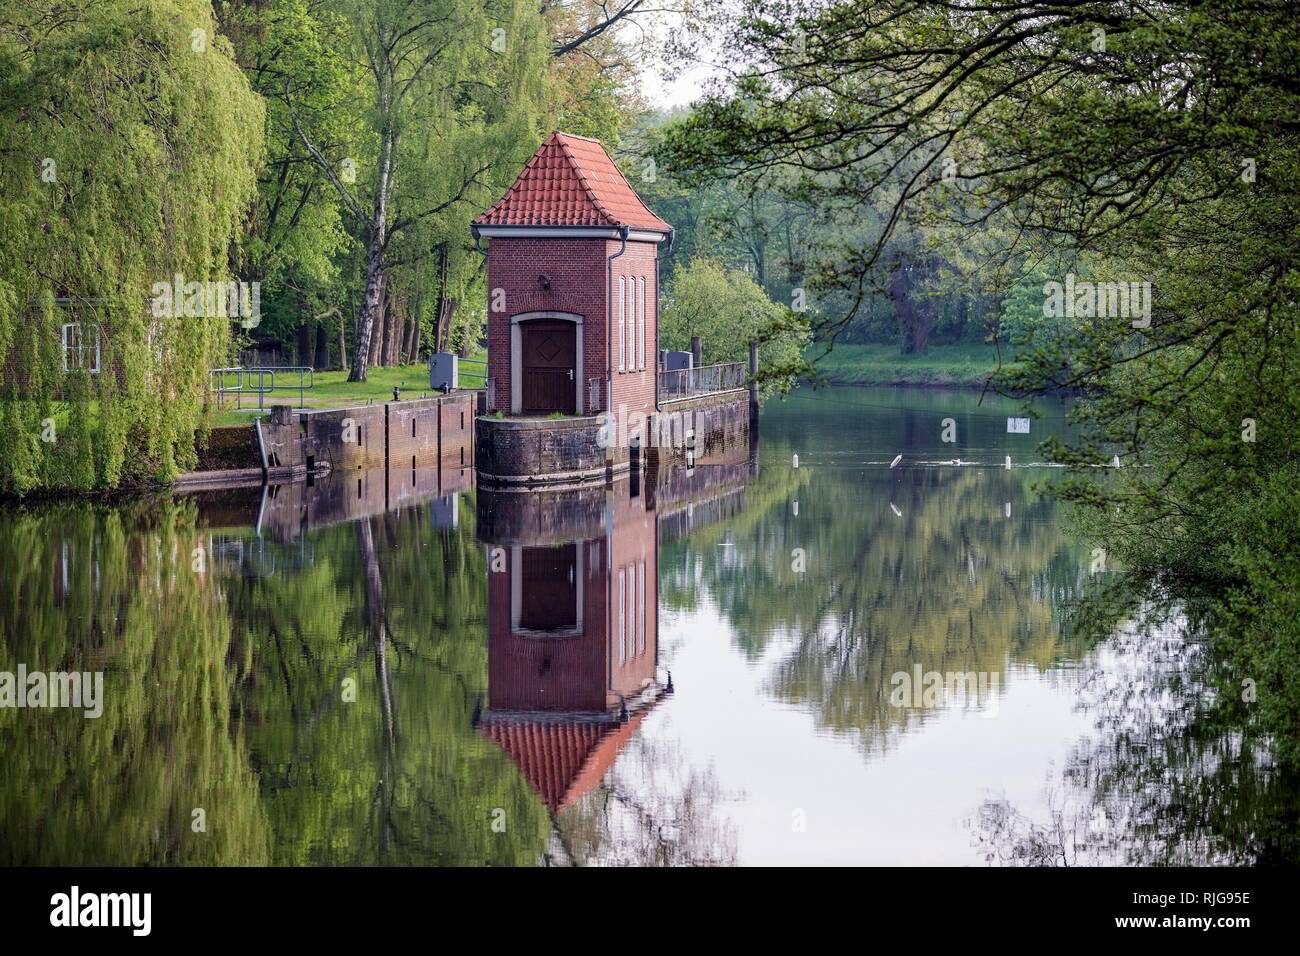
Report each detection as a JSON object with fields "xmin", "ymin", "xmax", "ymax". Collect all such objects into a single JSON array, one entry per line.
[{"xmin": 644, "ymin": 597, "xmax": 1095, "ymax": 864}]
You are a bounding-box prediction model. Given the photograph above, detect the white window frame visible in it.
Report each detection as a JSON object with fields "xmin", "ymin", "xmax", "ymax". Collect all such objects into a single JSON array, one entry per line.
[
  {"xmin": 618, "ymin": 569, "xmax": 626, "ymax": 662},
  {"xmin": 637, "ymin": 277, "xmax": 646, "ymax": 370},
  {"xmin": 638, "ymin": 561, "xmax": 646, "ymax": 655},
  {"xmin": 61, "ymin": 322, "xmax": 101, "ymax": 374},
  {"xmin": 624, "ymin": 279, "xmax": 633, "ymax": 372},
  {"xmin": 627, "ymin": 565, "xmax": 636, "ymax": 663},
  {"xmin": 617, "ymin": 277, "xmax": 625, "ymax": 372}
]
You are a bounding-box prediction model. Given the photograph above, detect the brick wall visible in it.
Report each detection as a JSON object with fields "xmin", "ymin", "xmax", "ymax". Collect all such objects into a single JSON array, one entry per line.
[
  {"xmin": 605, "ymin": 482, "xmax": 658, "ymax": 702},
  {"xmin": 607, "ymin": 239, "xmax": 659, "ymax": 420},
  {"xmin": 485, "ymin": 235, "xmax": 661, "ymax": 416}
]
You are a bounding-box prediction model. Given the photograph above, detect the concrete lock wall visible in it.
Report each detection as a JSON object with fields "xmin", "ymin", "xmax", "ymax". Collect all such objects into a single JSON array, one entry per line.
[
  {"xmin": 649, "ymin": 389, "xmax": 751, "ymax": 471},
  {"xmin": 255, "ymin": 393, "xmax": 473, "ymax": 470},
  {"xmin": 475, "ymin": 389, "xmax": 750, "ymax": 485},
  {"xmin": 256, "ymin": 392, "xmax": 477, "ymax": 483}
]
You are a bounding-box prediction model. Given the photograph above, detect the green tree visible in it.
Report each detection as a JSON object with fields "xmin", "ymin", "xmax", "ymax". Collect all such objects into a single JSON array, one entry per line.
[
  {"xmin": 659, "ymin": 0, "xmax": 1300, "ymax": 760},
  {"xmin": 0, "ymin": 0, "xmax": 264, "ymax": 493},
  {"xmin": 660, "ymin": 257, "xmax": 808, "ymax": 396},
  {"xmin": 219, "ymin": 0, "xmax": 357, "ymax": 368},
  {"xmin": 282, "ymin": 0, "xmax": 550, "ymax": 381}
]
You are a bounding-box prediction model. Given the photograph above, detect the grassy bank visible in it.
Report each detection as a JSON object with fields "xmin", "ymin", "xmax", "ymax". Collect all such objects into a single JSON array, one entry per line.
[
  {"xmin": 211, "ymin": 359, "xmax": 485, "ymax": 427},
  {"xmin": 808, "ymin": 342, "xmax": 1006, "ymax": 387}
]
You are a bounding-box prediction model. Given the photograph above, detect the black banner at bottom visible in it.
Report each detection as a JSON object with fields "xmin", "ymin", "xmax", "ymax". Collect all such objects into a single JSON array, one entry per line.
[{"xmin": 0, "ymin": 866, "xmax": 1284, "ymax": 942}]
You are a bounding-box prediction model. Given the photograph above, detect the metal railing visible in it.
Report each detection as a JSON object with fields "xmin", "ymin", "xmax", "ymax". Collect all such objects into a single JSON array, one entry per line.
[
  {"xmin": 210, "ymin": 366, "xmax": 314, "ymax": 410},
  {"xmin": 658, "ymin": 362, "xmax": 747, "ymax": 400},
  {"xmin": 458, "ymin": 357, "xmax": 487, "ymax": 385}
]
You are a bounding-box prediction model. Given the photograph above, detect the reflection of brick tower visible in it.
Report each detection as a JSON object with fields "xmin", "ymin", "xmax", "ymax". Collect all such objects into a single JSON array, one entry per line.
[{"xmin": 476, "ymin": 482, "xmax": 663, "ymax": 812}]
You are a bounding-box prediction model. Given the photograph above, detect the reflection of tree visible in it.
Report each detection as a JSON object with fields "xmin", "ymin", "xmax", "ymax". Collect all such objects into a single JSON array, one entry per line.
[
  {"xmin": 0, "ymin": 493, "xmax": 555, "ymax": 865},
  {"xmin": 658, "ymin": 435, "xmax": 811, "ymax": 623},
  {"xmin": 665, "ymin": 452, "xmax": 1092, "ymax": 747},
  {"xmin": 557, "ymin": 733, "xmax": 739, "ymax": 867},
  {"xmin": 0, "ymin": 500, "xmax": 269, "ymax": 864},
  {"xmin": 969, "ymin": 606, "xmax": 1300, "ymax": 865},
  {"xmin": 227, "ymin": 496, "xmax": 551, "ymax": 865}
]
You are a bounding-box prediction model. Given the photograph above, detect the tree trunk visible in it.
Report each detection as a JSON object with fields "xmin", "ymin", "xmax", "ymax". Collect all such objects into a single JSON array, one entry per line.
[
  {"xmin": 338, "ymin": 309, "xmax": 349, "ymax": 371},
  {"xmin": 387, "ymin": 296, "xmax": 404, "ymax": 365},
  {"xmin": 370, "ymin": 291, "xmax": 385, "ymax": 368},
  {"xmin": 348, "ymin": 111, "xmax": 397, "ymax": 382},
  {"xmin": 379, "ymin": 294, "xmax": 392, "ymax": 368},
  {"xmin": 314, "ymin": 322, "xmax": 329, "ymax": 370},
  {"xmin": 351, "ymin": 236, "xmax": 386, "ymax": 381},
  {"xmin": 890, "ymin": 258, "xmax": 921, "ymax": 355},
  {"xmin": 403, "ymin": 315, "xmax": 419, "ymax": 364},
  {"xmin": 437, "ymin": 296, "xmax": 457, "ymax": 355},
  {"xmin": 296, "ymin": 318, "xmax": 312, "ymax": 367}
]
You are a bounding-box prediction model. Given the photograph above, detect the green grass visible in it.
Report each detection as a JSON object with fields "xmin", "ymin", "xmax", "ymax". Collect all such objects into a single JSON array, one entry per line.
[
  {"xmin": 212, "ymin": 357, "xmax": 485, "ymax": 427},
  {"xmin": 807, "ymin": 341, "xmax": 1007, "ymax": 387}
]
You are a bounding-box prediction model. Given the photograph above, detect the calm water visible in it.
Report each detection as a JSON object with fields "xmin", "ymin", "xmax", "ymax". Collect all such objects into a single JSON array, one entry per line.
[{"xmin": 1, "ymin": 386, "xmax": 1293, "ymax": 865}]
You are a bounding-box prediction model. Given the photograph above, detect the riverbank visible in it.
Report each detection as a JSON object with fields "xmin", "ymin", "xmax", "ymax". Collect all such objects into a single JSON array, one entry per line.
[{"xmin": 808, "ymin": 342, "xmax": 1007, "ymax": 388}]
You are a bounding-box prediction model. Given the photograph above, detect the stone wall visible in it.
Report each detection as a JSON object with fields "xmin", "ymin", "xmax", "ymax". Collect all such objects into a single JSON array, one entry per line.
[
  {"xmin": 648, "ymin": 389, "xmax": 751, "ymax": 471},
  {"xmin": 475, "ymin": 414, "xmax": 614, "ymax": 485},
  {"xmin": 475, "ymin": 388, "xmax": 751, "ymax": 486}
]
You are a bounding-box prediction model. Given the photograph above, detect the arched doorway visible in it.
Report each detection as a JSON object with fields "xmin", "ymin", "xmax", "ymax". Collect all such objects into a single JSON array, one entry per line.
[{"xmin": 510, "ymin": 312, "xmax": 584, "ymax": 415}]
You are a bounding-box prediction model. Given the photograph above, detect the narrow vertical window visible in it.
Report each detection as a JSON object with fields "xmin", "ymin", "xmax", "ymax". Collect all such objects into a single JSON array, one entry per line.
[
  {"xmin": 638, "ymin": 277, "xmax": 646, "ymax": 370},
  {"xmin": 627, "ymin": 567, "xmax": 636, "ymax": 665},
  {"xmin": 617, "ymin": 277, "xmax": 625, "ymax": 372},
  {"xmin": 639, "ymin": 561, "xmax": 646, "ymax": 655},
  {"xmin": 625, "ymin": 278, "xmax": 634, "ymax": 371},
  {"xmin": 618, "ymin": 569, "xmax": 626, "ymax": 663}
]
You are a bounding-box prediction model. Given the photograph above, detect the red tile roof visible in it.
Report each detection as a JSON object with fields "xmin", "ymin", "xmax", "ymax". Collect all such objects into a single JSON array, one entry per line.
[
  {"xmin": 475, "ymin": 132, "xmax": 671, "ymax": 232},
  {"xmin": 480, "ymin": 710, "xmax": 653, "ymax": 812}
]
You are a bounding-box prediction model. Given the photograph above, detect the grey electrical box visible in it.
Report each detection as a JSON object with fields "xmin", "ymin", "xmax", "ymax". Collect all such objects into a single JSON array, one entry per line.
[
  {"xmin": 665, "ymin": 351, "xmax": 693, "ymax": 371},
  {"xmin": 429, "ymin": 353, "xmax": 458, "ymax": 391}
]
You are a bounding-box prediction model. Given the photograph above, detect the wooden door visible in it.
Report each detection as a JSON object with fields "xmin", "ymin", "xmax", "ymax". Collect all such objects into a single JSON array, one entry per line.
[{"xmin": 521, "ymin": 321, "xmax": 576, "ymax": 414}]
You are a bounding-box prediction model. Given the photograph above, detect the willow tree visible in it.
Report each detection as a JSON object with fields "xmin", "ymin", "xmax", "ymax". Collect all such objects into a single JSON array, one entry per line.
[
  {"xmin": 0, "ymin": 0, "xmax": 263, "ymax": 493},
  {"xmin": 0, "ymin": 500, "xmax": 271, "ymax": 864}
]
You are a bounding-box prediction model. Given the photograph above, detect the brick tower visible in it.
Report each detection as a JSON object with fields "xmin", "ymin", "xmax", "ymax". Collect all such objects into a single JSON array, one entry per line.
[{"xmin": 471, "ymin": 132, "xmax": 673, "ymax": 419}]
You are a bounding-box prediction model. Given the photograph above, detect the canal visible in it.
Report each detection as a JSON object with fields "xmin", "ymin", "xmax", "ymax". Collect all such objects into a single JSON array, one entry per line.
[{"xmin": 0, "ymin": 386, "xmax": 1293, "ymax": 864}]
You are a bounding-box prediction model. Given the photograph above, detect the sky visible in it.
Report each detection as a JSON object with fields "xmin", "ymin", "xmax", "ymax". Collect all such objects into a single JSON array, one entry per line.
[{"xmin": 634, "ymin": 8, "xmax": 730, "ymax": 111}]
